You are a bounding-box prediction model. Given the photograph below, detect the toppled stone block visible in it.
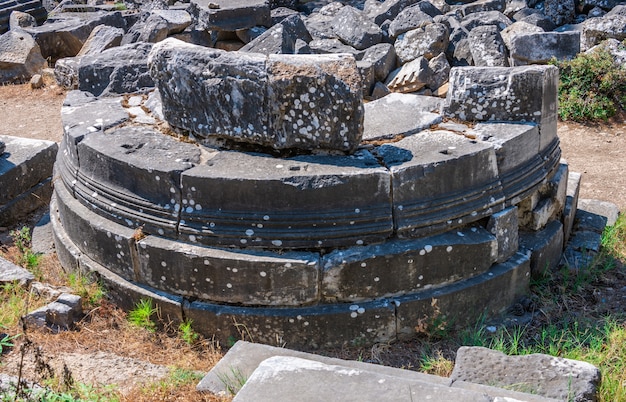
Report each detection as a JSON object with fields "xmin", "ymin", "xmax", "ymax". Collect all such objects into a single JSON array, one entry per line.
[
  {"xmin": 149, "ymin": 38, "xmax": 364, "ymax": 153},
  {"xmin": 508, "ymin": 31, "xmax": 580, "ymax": 65},
  {"xmin": 577, "ymin": 199, "xmax": 620, "ymax": 227},
  {"xmin": 386, "ymin": 56, "xmax": 432, "ymax": 93},
  {"xmin": 331, "ymin": 6, "xmax": 382, "ymax": 50},
  {"xmin": 0, "ymin": 256, "xmax": 35, "ymax": 287},
  {"xmin": 394, "ymin": 23, "xmax": 449, "ymax": 64},
  {"xmin": 452, "ymin": 346, "xmax": 601, "ymax": 402},
  {"xmin": 9, "ymin": 10, "xmax": 37, "ymax": 30},
  {"xmin": 76, "ymin": 25, "xmax": 124, "ymax": 57},
  {"xmin": 0, "ymin": 29, "xmax": 47, "ymax": 84},
  {"xmin": 361, "ymin": 43, "xmax": 396, "ymax": 82},
  {"xmin": 365, "ymin": 0, "xmax": 420, "ymax": 25},
  {"xmin": 468, "ymin": 25, "xmax": 509, "ymax": 67},
  {"xmin": 388, "ymin": 3, "xmax": 440, "ymax": 39},
  {"xmin": 78, "ymin": 42, "xmax": 154, "ymax": 97},
  {"xmin": 544, "ymin": 0, "xmax": 576, "ymax": 26},
  {"xmin": 580, "ymin": 13, "xmax": 626, "ymax": 50},
  {"xmin": 239, "ymin": 14, "xmax": 312, "ymax": 55},
  {"xmin": 189, "ymin": 0, "xmax": 271, "ymax": 31}
]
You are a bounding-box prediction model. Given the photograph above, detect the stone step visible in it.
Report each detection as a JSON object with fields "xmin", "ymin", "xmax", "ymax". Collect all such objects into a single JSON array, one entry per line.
[{"xmin": 198, "ymin": 341, "xmax": 558, "ymax": 402}]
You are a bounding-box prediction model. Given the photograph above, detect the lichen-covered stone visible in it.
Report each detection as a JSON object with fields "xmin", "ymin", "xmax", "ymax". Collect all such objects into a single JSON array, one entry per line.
[
  {"xmin": 394, "ymin": 23, "xmax": 449, "ymax": 64},
  {"xmin": 149, "ymin": 38, "xmax": 364, "ymax": 153}
]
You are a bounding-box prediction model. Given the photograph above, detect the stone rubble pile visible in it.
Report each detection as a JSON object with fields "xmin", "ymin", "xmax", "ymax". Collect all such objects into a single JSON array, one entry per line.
[{"xmin": 0, "ymin": 0, "xmax": 624, "ymax": 89}]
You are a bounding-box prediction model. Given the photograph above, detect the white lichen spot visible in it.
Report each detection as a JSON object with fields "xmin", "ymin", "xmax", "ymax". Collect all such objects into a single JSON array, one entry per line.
[
  {"xmin": 189, "ymin": 235, "xmax": 197, "ymax": 242},
  {"xmin": 374, "ymin": 277, "xmax": 380, "ymax": 282},
  {"xmin": 446, "ymin": 246, "xmax": 453, "ymax": 252},
  {"xmin": 226, "ymin": 283, "xmax": 232, "ymax": 288},
  {"xmin": 160, "ymin": 276, "xmax": 166, "ymax": 281},
  {"xmin": 245, "ymin": 229, "xmax": 254, "ymax": 236},
  {"xmin": 356, "ymin": 240, "xmax": 363, "ymax": 245},
  {"xmin": 272, "ymin": 240, "xmax": 283, "ymax": 247},
  {"xmin": 350, "ymin": 312, "xmax": 358, "ymax": 318},
  {"xmin": 260, "ymin": 271, "xmax": 267, "ymax": 277},
  {"xmin": 425, "ymin": 245, "xmax": 433, "ymax": 253},
  {"xmin": 357, "ymin": 308, "xmax": 365, "ymax": 314}
]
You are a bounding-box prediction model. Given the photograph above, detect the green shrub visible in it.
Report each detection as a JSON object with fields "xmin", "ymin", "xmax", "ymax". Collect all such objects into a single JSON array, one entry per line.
[{"xmin": 552, "ymin": 44, "xmax": 626, "ymax": 122}]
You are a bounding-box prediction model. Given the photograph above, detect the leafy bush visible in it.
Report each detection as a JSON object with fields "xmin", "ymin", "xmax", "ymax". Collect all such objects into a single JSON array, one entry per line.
[{"xmin": 552, "ymin": 43, "xmax": 626, "ymax": 122}]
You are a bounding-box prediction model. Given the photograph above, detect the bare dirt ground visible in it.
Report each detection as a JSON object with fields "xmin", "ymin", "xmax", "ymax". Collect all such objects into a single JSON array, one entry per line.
[{"xmin": 0, "ymin": 83, "xmax": 625, "ymax": 398}]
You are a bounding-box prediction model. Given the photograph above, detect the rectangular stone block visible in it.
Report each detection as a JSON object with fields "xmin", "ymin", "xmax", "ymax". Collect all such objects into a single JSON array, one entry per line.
[
  {"xmin": 136, "ymin": 236, "xmax": 320, "ymax": 306},
  {"xmin": 395, "ymin": 252, "xmax": 531, "ymax": 339},
  {"xmin": 470, "ymin": 122, "xmax": 539, "ymax": 174},
  {"xmin": 443, "ymin": 65, "xmax": 558, "ymax": 151},
  {"xmin": 519, "ymin": 163, "xmax": 568, "ymax": 231},
  {"xmin": 509, "ymin": 31, "xmax": 580, "ymax": 66},
  {"xmin": 519, "ymin": 220, "xmax": 564, "ymax": 277},
  {"xmin": 184, "ymin": 298, "xmax": 397, "ymax": 349},
  {"xmin": 322, "ymin": 227, "xmax": 497, "ymax": 302},
  {"xmin": 377, "ymin": 131, "xmax": 504, "ymax": 237},
  {"xmin": 190, "ymin": 0, "xmax": 271, "ymax": 31},
  {"xmin": 486, "ymin": 206, "xmax": 519, "ymax": 263},
  {"xmin": 562, "ymin": 171, "xmax": 581, "ymax": 244}
]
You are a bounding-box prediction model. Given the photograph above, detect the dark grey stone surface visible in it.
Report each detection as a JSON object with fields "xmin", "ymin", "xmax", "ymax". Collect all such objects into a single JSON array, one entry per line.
[
  {"xmin": 331, "ymin": 5, "xmax": 382, "ymax": 50},
  {"xmin": 577, "ymin": 199, "xmax": 620, "ymax": 227},
  {"xmin": 136, "ymin": 236, "xmax": 320, "ymax": 306},
  {"xmin": 377, "ymin": 131, "xmax": 503, "ymax": 237},
  {"xmin": 487, "ymin": 206, "xmax": 519, "ymax": 263},
  {"xmin": 388, "ymin": 3, "xmax": 439, "ymax": 39},
  {"xmin": 78, "ymin": 42, "xmax": 154, "ymax": 97},
  {"xmin": 76, "ymin": 25, "xmax": 123, "ymax": 57},
  {"xmin": 452, "ymin": 346, "xmax": 600, "ymax": 402},
  {"xmin": 361, "ymin": 43, "xmax": 396, "ymax": 82},
  {"xmin": 562, "ymin": 171, "xmax": 581, "ymax": 244},
  {"xmin": 149, "ymin": 39, "xmax": 364, "ymax": 153},
  {"xmin": 0, "ymin": 256, "xmax": 35, "ymax": 286},
  {"xmin": 519, "ymin": 220, "xmax": 564, "ymax": 276},
  {"xmin": 178, "ymin": 149, "xmax": 392, "ymax": 249},
  {"xmin": 0, "ymin": 29, "xmax": 47, "ymax": 84},
  {"xmin": 508, "ymin": 31, "xmax": 580, "ymax": 65},
  {"xmin": 394, "ymin": 23, "xmax": 449, "ymax": 64},
  {"xmin": 365, "ymin": 0, "xmax": 420, "ymax": 25},
  {"xmin": 322, "ymin": 227, "xmax": 497, "ymax": 301},
  {"xmin": 468, "ymin": 25, "xmax": 509, "ymax": 67},
  {"xmin": 189, "ymin": 0, "xmax": 271, "ymax": 31},
  {"xmin": 239, "ymin": 14, "xmax": 312, "ymax": 54}
]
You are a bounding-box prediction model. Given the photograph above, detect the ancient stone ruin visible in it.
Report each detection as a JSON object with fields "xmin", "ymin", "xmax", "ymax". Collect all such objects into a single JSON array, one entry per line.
[{"xmin": 50, "ymin": 35, "xmax": 569, "ymax": 348}]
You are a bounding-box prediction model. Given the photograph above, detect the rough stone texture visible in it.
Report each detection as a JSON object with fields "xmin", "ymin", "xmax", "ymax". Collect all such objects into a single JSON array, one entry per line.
[
  {"xmin": 562, "ymin": 171, "xmax": 581, "ymax": 244},
  {"xmin": 363, "ymin": 93, "xmax": 442, "ymax": 140},
  {"xmin": 0, "ymin": 256, "xmax": 35, "ymax": 286},
  {"xmin": 427, "ymin": 52, "xmax": 450, "ymax": 90},
  {"xmin": 388, "ymin": 3, "xmax": 440, "ymax": 39},
  {"xmin": 54, "ymin": 57, "xmax": 79, "ymax": 89},
  {"xmin": 519, "ymin": 220, "xmax": 564, "ymax": 276},
  {"xmin": 0, "ymin": 135, "xmax": 57, "ymax": 226},
  {"xmin": 149, "ymin": 39, "xmax": 364, "ymax": 153},
  {"xmin": 468, "ymin": 25, "xmax": 509, "ymax": 67},
  {"xmin": 189, "ymin": 0, "xmax": 271, "ymax": 31},
  {"xmin": 519, "ymin": 163, "xmax": 569, "ymax": 231},
  {"xmin": 361, "ymin": 43, "xmax": 396, "ymax": 82},
  {"xmin": 76, "ymin": 24, "xmax": 124, "ymax": 57},
  {"xmin": 394, "ymin": 23, "xmax": 449, "ymax": 64},
  {"xmin": 235, "ymin": 356, "xmax": 492, "ymax": 402},
  {"xmin": 444, "ymin": 65, "xmax": 558, "ymax": 152},
  {"xmin": 365, "ymin": 0, "xmax": 420, "ymax": 25},
  {"xmin": 239, "ymin": 14, "xmax": 312, "ymax": 55},
  {"xmin": 544, "ymin": 0, "xmax": 576, "ymax": 26},
  {"xmin": 308, "ymin": 38, "xmax": 363, "ymax": 57},
  {"xmin": 9, "ymin": 10, "xmax": 37, "ymax": 30},
  {"xmin": 0, "ymin": 0, "xmax": 46, "ymax": 35},
  {"xmin": 331, "ymin": 6, "xmax": 382, "ymax": 50},
  {"xmin": 121, "ymin": 13, "xmax": 170, "ymax": 44},
  {"xmin": 31, "ymin": 212, "xmax": 55, "ymax": 255},
  {"xmin": 46, "ymin": 293, "xmax": 83, "ymax": 329},
  {"xmin": 0, "ymin": 29, "xmax": 46, "ymax": 84},
  {"xmin": 577, "ymin": 199, "xmax": 620, "ymax": 227},
  {"xmin": 487, "ymin": 206, "xmax": 519, "ymax": 263},
  {"xmin": 461, "ymin": 10, "xmax": 512, "ymax": 32},
  {"xmin": 0, "ymin": 140, "xmax": 4, "ymax": 154},
  {"xmin": 460, "ymin": 0, "xmax": 506, "ymax": 16},
  {"xmin": 580, "ymin": 14, "xmax": 626, "ymax": 50},
  {"xmin": 507, "ymin": 31, "xmax": 580, "ymax": 65},
  {"xmin": 23, "ymin": 12, "xmax": 127, "ymax": 62},
  {"xmin": 78, "ymin": 42, "xmax": 154, "ymax": 97},
  {"xmin": 452, "ymin": 346, "xmax": 601, "ymax": 402},
  {"xmin": 321, "ymin": 227, "xmax": 497, "ymax": 302}
]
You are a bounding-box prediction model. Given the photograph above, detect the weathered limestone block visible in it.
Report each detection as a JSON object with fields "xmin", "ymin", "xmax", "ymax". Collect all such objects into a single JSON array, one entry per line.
[
  {"xmin": 427, "ymin": 52, "xmax": 450, "ymax": 90},
  {"xmin": 0, "ymin": 29, "xmax": 46, "ymax": 84},
  {"xmin": 363, "ymin": 93, "xmax": 442, "ymax": 141},
  {"xmin": 331, "ymin": 6, "xmax": 382, "ymax": 50},
  {"xmin": 501, "ymin": 21, "xmax": 544, "ymax": 50},
  {"xmin": 388, "ymin": 2, "xmax": 441, "ymax": 39},
  {"xmin": 460, "ymin": 10, "xmax": 512, "ymax": 32},
  {"xmin": 78, "ymin": 42, "xmax": 154, "ymax": 97},
  {"xmin": 580, "ymin": 14, "xmax": 626, "ymax": 50},
  {"xmin": 544, "ymin": 0, "xmax": 575, "ymax": 26},
  {"xmin": 562, "ymin": 171, "xmax": 581, "ymax": 244},
  {"xmin": 459, "ymin": 0, "xmax": 506, "ymax": 16},
  {"xmin": 394, "ymin": 23, "xmax": 449, "ymax": 64},
  {"xmin": 136, "ymin": 236, "xmax": 320, "ymax": 306},
  {"xmin": 149, "ymin": 39, "xmax": 364, "ymax": 153},
  {"xmin": 365, "ymin": 0, "xmax": 420, "ymax": 25},
  {"xmin": 386, "ymin": 56, "xmax": 432, "ymax": 93},
  {"xmin": 395, "ymin": 252, "xmax": 531, "ymax": 339},
  {"xmin": 443, "ymin": 65, "xmax": 558, "ymax": 152},
  {"xmin": 486, "ymin": 206, "xmax": 518, "ymax": 263},
  {"xmin": 507, "ymin": 32, "xmax": 580, "ymax": 65},
  {"xmin": 322, "ymin": 227, "xmax": 497, "ymax": 301},
  {"xmin": 54, "ymin": 57, "xmax": 79, "ymax": 89},
  {"xmin": 452, "ymin": 347, "xmax": 600, "ymax": 402},
  {"xmin": 0, "ymin": 256, "xmax": 35, "ymax": 286},
  {"xmin": 24, "ymin": 12, "xmax": 126, "ymax": 62},
  {"xmin": 447, "ymin": 26, "xmax": 473, "ymax": 66},
  {"xmin": 519, "ymin": 220, "xmax": 564, "ymax": 276},
  {"xmin": 468, "ymin": 25, "xmax": 509, "ymax": 67},
  {"xmin": 189, "ymin": 0, "xmax": 271, "ymax": 31},
  {"xmin": 377, "ymin": 131, "xmax": 504, "ymax": 237},
  {"xmin": 121, "ymin": 10, "xmax": 190, "ymax": 45},
  {"xmin": 361, "ymin": 43, "xmax": 396, "ymax": 82},
  {"xmin": 303, "ymin": 12, "xmax": 335, "ymax": 40},
  {"xmin": 74, "ymin": 126, "xmax": 200, "ymax": 235},
  {"xmin": 46, "ymin": 293, "xmax": 83, "ymax": 329},
  {"xmin": 76, "ymin": 24, "xmax": 124, "ymax": 57},
  {"xmin": 240, "ymin": 14, "xmax": 312, "ymax": 55},
  {"xmin": 178, "ymin": 150, "xmax": 392, "ymax": 249},
  {"xmin": 519, "ymin": 163, "xmax": 568, "ymax": 231},
  {"xmin": 9, "ymin": 10, "xmax": 37, "ymax": 30}
]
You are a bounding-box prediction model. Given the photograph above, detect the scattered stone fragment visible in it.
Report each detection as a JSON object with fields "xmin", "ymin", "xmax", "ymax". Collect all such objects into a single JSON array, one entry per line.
[
  {"xmin": 240, "ymin": 14, "xmax": 312, "ymax": 55},
  {"xmin": 0, "ymin": 256, "xmax": 35, "ymax": 287},
  {"xmin": 29, "ymin": 73, "xmax": 43, "ymax": 88},
  {"xmin": 386, "ymin": 56, "xmax": 432, "ymax": 93},
  {"xmin": 76, "ymin": 24, "xmax": 124, "ymax": 57},
  {"xmin": 394, "ymin": 23, "xmax": 449, "ymax": 64},
  {"xmin": 544, "ymin": 0, "xmax": 576, "ymax": 26},
  {"xmin": 468, "ymin": 25, "xmax": 509, "ymax": 67},
  {"xmin": 9, "ymin": 10, "xmax": 37, "ymax": 30},
  {"xmin": 0, "ymin": 29, "xmax": 46, "ymax": 84},
  {"xmin": 331, "ymin": 5, "xmax": 382, "ymax": 50}
]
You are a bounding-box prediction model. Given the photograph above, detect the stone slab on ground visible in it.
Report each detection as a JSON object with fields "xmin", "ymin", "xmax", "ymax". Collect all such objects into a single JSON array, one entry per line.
[
  {"xmin": 451, "ymin": 346, "xmax": 601, "ymax": 401},
  {"xmin": 0, "ymin": 256, "xmax": 34, "ymax": 286},
  {"xmin": 198, "ymin": 341, "xmax": 558, "ymax": 402},
  {"xmin": 31, "ymin": 212, "xmax": 55, "ymax": 255}
]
